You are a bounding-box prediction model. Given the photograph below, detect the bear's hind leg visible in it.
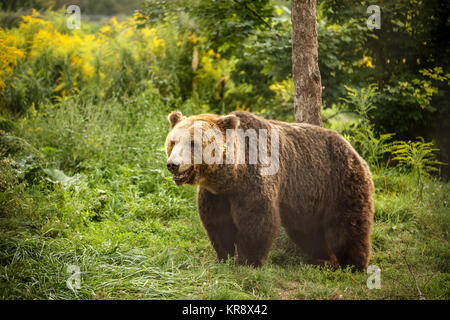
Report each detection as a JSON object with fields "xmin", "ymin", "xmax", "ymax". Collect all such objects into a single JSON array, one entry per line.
[
  {"xmin": 197, "ymin": 188, "xmax": 237, "ymax": 262},
  {"xmin": 324, "ymin": 211, "xmax": 372, "ymax": 272}
]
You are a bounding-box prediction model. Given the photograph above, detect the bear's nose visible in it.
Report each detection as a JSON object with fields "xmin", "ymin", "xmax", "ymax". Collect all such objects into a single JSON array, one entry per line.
[{"xmin": 167, "ymin": 162, "xmax": 180, "ymax": 174}]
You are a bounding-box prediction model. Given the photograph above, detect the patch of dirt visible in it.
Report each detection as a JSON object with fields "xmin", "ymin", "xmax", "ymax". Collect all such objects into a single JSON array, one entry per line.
[{"xmin": 277, "ymin": 281, "xmax": 301, "ymax": 300}]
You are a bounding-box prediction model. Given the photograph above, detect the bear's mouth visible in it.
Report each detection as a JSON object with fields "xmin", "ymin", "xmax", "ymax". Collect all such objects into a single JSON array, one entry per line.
[{"xmin": 173, "ymin": 166, "xmax": 195, "ymax": 185}]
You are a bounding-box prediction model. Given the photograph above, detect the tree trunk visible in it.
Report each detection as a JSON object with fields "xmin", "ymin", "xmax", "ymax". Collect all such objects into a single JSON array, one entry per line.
[{"xmin": 291, "ymin": 0, "xmax": 322, "ymax": 126}]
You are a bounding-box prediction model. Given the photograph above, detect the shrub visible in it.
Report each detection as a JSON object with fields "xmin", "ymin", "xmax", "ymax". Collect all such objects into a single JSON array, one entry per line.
[
  {"xmin": 339, "ymin": 85, "xmax": 395, "ymax": 172},
  {"xmin": 391, "ymin": 138, "xmax": 446, "ymax": 199}
]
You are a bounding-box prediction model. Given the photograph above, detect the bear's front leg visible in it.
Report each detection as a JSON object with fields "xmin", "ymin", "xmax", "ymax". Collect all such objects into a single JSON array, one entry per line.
[
  {"xmin": 197, "ymin": 187, "xmax": 237, "ymax": 262},
  {"xmin": 230, "ymin": 198, "xmax": 280, "ymax": 267}
]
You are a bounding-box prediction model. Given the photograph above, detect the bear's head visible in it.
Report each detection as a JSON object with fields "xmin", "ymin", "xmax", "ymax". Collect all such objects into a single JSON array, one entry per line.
[{"xmin": 165, "ymin": 111, "xmax": 239, "ymax": 186}]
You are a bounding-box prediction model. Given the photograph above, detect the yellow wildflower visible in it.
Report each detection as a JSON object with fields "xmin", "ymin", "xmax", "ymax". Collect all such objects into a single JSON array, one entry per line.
[
  {"xmin": 357, "ymin": 56, "xmax": 375, "ymax": 68},
  {"xmin": 110, "ymin": 17, "xmax": 118, "ymax": 26},
  {"xmin": 0, "ymin": 30, "xmax": 24, "ymax": 89},
  {"xmin": 188, "ymin": 34, "xmax": 200, "ymax": 44},
  {"xmin": 100, "ymin": 25, "xmax": 111, "ymax": 34},
  {"xmin": 82, "ymin": 64, "xmax": 94, "ymax": 79}
]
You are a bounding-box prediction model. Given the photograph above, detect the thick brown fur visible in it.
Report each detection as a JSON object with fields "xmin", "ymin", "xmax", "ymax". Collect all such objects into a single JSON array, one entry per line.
[{"xmin": 165, "ymin": 111, "xmax": 374, "ymax": 271}]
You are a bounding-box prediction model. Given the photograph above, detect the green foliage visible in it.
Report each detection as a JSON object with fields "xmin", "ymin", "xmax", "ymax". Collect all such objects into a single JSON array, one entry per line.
[
  {"xmin": 391, "ymin": 138, "xmax": 446, "ymax": 198},
  {"xmin": 140, "ymin": 0, "xmax": 275, "ymax": 56},
  {"xmin": 3, "ymin": 0, "xmax": 449, "ymax": 145},
  {"xmin": 137, "ymin": 0, "xmax": 450, "ymax": 166},
  {"xmin": 321, "ymin": 0, "xmax": 450, "ymax": 142},
  {"xmin": 339, "ymin": 85, "xmax": 395, "ymax": 172},
  {"xmin": 0, "ymin": 11, "xmax": 229, "ymax": 114},
  {"xmin": 0, "ymin": 0, "xmax": 141, "ymax": 15},
  {"xmin": 0, "ymin": 0, "xmax": 53, "ymax": 12},
  {"xmin": 0, "ymin": 10, "xmax": 25, "ymax": 28},
  {"xmin": 341, "ymin": 84, "xmax": 378, "ymax": 123},
  {"xmin": 139, "ymin": 0, "xmax": 293, "ymax": 116},
  {"xmin": 346, "ymin": 126, "xmax": 395, "ymax": 172},
  {"xmin": 340, "ymin": 84, "xmax": 445, "ymax": 193}
]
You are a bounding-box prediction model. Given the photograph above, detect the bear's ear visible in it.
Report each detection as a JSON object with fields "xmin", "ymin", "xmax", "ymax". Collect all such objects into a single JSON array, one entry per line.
[
  {"xmin": 217, "ymin": 114, "xmax": 240, "ymax": 130},
  {"xmin": 168, "ymin": 111, "xmax": 184, "ymax": 129}
]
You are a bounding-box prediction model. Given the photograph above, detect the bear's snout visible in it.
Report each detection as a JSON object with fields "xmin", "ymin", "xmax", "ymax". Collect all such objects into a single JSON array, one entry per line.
[{"xmin": 167, "ymin": 162, "xmax": 180, "ymax": 174}]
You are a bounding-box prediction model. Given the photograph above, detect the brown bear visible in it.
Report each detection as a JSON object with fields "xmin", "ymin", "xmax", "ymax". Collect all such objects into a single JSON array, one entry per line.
[{"xmin": 165, "ymin": 110, "xmax": 374, "ymax": 271}]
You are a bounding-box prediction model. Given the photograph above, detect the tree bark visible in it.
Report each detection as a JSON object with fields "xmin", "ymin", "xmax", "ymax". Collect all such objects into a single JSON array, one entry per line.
[{"xmin": 291, "ymin": 0, "xmax": 322, "ymax": 126}]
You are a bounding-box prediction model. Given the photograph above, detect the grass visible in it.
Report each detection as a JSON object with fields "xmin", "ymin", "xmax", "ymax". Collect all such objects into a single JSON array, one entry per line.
[{"xmin": 0, "ymin": 85, "xmax": 449, "ymax": 300}]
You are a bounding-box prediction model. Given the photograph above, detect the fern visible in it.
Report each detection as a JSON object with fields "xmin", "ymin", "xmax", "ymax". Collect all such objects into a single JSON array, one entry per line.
[
  {"xmin": 341, "ymin": 84, "xmax": 395, "ymax": 171},
  {"xmin": 341, "ymin": 84, "xmax": 378, "ymax": 124},
  {"xmin": 391, "ymin": 138, "xmax": 446, "ymax": 199}
]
